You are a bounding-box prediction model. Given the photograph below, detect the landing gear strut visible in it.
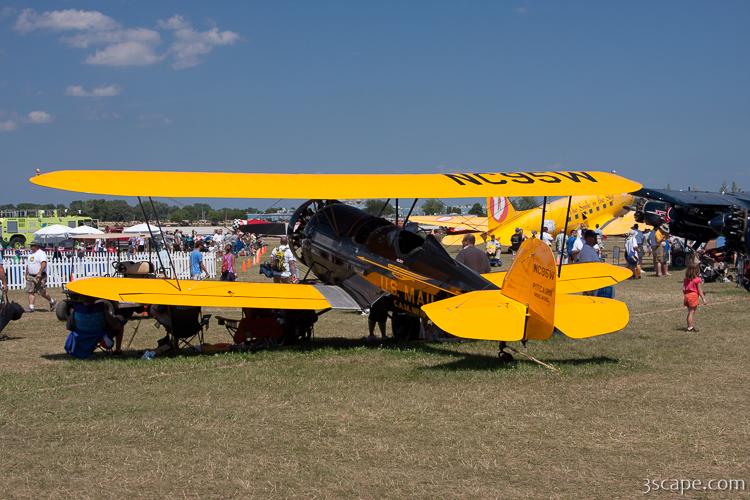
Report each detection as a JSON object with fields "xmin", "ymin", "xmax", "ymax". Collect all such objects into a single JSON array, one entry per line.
[{"xmin": 497, "ymin": 341, "xmax": 514, "ymax": 363}]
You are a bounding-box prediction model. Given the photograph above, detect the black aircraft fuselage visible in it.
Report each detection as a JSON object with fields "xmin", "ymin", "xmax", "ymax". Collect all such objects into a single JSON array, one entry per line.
[
  {"xmin": 287, "ymin": 200, "xmax": 495, "ymax": 317},
  {"xmin": 635, "ymin": 189, "xmax": 750, "ymax": 253}
]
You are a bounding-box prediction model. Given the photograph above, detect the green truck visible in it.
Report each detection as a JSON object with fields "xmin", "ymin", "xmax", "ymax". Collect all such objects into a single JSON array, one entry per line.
[{"xmin": 0, "ymin": 209, "xmax": 95, "ymax": 248}]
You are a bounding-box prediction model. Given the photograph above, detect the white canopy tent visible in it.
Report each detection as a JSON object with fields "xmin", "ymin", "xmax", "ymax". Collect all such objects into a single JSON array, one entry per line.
[
  {"xmin": 68, "ymin": 225, "xmax": 104, "ymax": 235},
  {"xmin": 34, "ymin": 224, "xmax": 72, "ymax": 238},
  {"xmin": 122, "ymin": 223, "xmax": 164, "ymax": 235}
]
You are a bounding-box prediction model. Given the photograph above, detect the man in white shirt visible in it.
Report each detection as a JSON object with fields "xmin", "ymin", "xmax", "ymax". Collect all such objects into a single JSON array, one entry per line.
[
  {"xmin": 541, "ymin": 226, "xmax": 554, "ymax": 247},
  {"xmin": 25, "ymin": 241, "xmax": 56, "ymax": 312},
  {"xmin": 272, "ymin": 236, "xmax": 298, "ymax": 283}
]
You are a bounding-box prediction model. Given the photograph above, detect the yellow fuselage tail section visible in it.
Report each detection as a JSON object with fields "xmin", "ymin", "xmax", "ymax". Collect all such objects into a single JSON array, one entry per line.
[{"xmin": 499, "ymin": 238, "xmax": 556, "ymax": 340}]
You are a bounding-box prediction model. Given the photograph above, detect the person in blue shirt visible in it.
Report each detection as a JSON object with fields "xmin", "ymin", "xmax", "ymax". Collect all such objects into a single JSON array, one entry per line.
[{"xmin": 190, "ymin": 241, "xmax": 207, "ymax": 279}]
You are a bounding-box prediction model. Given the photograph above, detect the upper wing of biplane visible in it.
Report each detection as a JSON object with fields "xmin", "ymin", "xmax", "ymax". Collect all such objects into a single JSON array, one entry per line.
[
  {"xmin": 31, "ymin": 170, "xmax": 641, "ymax": 199},
  {"xmin": 66, "ymin": 277, "xmax": 361, "ymax": 310}
]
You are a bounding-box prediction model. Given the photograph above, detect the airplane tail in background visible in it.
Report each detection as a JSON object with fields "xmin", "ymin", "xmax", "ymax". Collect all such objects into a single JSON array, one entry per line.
[{"xmin": 487, "ymin": 196, "xmax": 518, "ymax": 230}]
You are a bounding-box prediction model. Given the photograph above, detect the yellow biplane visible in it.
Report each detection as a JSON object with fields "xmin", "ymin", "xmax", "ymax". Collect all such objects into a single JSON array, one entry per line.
[{"xmin": 32, "ymin": 169, "xmax": 640, "ymax": 360}]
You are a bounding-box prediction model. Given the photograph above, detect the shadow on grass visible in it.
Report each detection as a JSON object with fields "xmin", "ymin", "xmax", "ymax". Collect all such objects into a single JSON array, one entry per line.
[
  {"xmin": 409, "ymin": 343, "xmax": 619, "ymax": 372},
  {"xmin": 40, "ymin": 337, "xmax": 618, "ymax": 372}
]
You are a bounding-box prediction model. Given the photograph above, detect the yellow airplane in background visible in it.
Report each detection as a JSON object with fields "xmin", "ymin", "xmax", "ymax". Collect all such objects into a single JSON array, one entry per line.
[{"xmin": 411, "ymin": 193, "xmax": 635, "ymax": 246}]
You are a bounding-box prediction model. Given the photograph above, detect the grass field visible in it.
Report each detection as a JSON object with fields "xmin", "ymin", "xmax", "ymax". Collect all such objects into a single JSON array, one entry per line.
[{"xmin": 1, "ymin": 252, "xmax": 748, "ymax": 498}]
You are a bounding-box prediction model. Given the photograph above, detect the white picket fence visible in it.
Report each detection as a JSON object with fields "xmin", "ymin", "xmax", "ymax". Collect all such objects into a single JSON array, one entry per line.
[{"xmin": 2, "ymin": 252, "xmax": 217, "ymax": 291}]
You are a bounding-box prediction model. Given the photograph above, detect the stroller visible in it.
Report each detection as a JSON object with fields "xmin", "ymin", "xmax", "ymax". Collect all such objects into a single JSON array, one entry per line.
[{"xmin": 697, "ymin": 247, "xmax": 734, "ymax": 283}]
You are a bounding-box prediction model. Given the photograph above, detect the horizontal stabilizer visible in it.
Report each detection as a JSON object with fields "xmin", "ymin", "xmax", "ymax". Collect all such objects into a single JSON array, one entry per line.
[
  {"xmin": 554, "ymin": 294, "xmax": 629, "ymax": 338},
  {"xmin": 421, "ymin": 291, "xmax": 527, "ymax": 341},
  {"xmin": 481, "ymin": 263, "xmax": 631, "ymax": 294},
  {"xmin": 67, "ymin": 277, "xmax": 334, "ymax": 310}
]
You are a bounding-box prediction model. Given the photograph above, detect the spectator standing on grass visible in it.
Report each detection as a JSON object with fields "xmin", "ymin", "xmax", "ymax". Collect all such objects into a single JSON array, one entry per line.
[
  {"xmin": 555, "ymin": 229, "xmax": 567, "ymax": 263},
  {"xmin": 25, "ymin": 241, "xmax": 56, "ymax": 312},
  {"xmin": 541, "ymin": 226, "xmax": 554, "ymax": 247},
  {"xmin": 575, "ymin": 230, "xmax": 601, "ymax": 264},
  {"xmin": 509, "ymin": 228, "xmax": 523, "ymax": 256},
  {"xmin": 654, "ymin": 224, "xmax": 670, "ymax": 277},
  {"xmin": 456, "ymin": 234, "xmax": 491, "ymax": 274},
  {"xmin": 272, "ymin": 236, "xmax": 298, "ymax": 283},
  {"xmin": 683, "ymin": 263, "xmax": 706, "ymax": 332},
  {"xmin": 190, "ymin": 241, "xmax": 207, "ymax": 280},
  {"xmin": 220, "ymin": 244, "xmax": 236, "ymax": 282},
  {"xmin": 625, "ymin": 229, "xmax": 642, "ymax": 279},
  {"xmin": 0, "ymin": 258, "xmax": 7, "ymax": 295}
]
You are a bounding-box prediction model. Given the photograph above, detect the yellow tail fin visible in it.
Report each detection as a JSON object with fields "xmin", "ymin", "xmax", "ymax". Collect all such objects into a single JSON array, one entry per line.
[
  {"xmin": 486, "ymin": 196, "xmax": 517, "ymax": 232},
  {"xmin": 500, "ymin": 238, "xmax": 557, "ymax": 340}
]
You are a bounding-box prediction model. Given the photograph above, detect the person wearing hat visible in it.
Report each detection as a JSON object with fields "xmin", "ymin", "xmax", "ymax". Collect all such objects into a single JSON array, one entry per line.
[
  {"xmin": 653, "ymin": 224, "xmax": 670, "ymax": 277},
  {"xmin": 574, "ymin": 229, "xmax": 602, "ymax": 264},
  {"xmin": 25, "ymin": 240, "xmax": 56, "ymax": 312}
]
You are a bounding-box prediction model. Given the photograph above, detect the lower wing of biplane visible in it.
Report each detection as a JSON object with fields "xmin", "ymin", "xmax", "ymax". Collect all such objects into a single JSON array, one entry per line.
[{"xmin": 34, "ymin": 168, "xmax": 640, "ymax": 343}]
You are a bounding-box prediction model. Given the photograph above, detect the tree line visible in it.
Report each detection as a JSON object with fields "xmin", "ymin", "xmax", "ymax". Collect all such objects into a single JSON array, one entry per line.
[{"xmin": 0, "ymin": 200, "xmax": 273, "ymax": 223}]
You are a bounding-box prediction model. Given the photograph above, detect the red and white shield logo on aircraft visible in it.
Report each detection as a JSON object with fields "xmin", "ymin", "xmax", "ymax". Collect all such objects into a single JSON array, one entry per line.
[{"xmin": 490, "ymin": 197, "xmax": 509, "ymax": 223}]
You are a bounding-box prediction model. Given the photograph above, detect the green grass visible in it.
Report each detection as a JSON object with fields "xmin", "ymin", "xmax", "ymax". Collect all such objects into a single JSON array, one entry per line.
[{"xmin": 1, "ymin": 256, "xmax": 749, "ymax": 498}]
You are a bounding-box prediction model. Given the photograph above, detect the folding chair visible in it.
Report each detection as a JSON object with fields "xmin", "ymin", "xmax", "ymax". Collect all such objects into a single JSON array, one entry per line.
[{"xmin": 160, "ymin": 306, "xmax": 211, "ymax": 351}]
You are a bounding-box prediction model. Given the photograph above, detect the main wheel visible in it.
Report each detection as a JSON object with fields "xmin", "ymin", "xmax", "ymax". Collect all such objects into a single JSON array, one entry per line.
[{"xmin": 498, "ymin": 351, "xmax": 514, "ymax": 363}]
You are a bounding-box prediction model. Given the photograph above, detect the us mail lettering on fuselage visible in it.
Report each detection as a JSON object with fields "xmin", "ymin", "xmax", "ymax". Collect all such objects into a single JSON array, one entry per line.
[
  {"xmin": 444, "ymin": 171, "xmax": 597, "ymax": 187},
  {"xmin": 377, "ymin": 275, "xmax": 441, "ymax": 316}
]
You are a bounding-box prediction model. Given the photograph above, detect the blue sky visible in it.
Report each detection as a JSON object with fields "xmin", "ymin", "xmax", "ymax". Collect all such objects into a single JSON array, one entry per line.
[{"xmin": 1, "ymin": 1, "xmax": 749, "ymax": 208}]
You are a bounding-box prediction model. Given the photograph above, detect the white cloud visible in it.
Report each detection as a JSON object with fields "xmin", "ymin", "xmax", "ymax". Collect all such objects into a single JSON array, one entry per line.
[
  {"xmin": 85, "ymin": 41, "xmax": 162, "ymax": 66},
  {"xmin": 27, "ymin": 110, "xmax": 54, "ymax": 124},
  {"xmin": 65, "ymin": 84, "xmax": 122, "ymax": 97},
  {"xmin": 15, "ymin": 8, "xmax": 118, "ymax": 33},
  {"xmin": 62, "ymin": 27, "xmax": 160, "ymax": 49},
  {"xmin": 14, "ymin": 9, "xmax": 238, "ymax": 69},
  {"xmin": 0, "ymin": 120, "xmax": 17, "ymax": 132},
  {"xmin": 158, "ymin": 15, "xmax": 239, "ymax": 69}
]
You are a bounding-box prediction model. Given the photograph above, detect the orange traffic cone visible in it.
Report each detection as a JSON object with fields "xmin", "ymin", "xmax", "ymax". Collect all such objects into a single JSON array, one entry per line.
[{"xmin": 241, "ymin": 260, "xmax": 247, "ymax": 273}]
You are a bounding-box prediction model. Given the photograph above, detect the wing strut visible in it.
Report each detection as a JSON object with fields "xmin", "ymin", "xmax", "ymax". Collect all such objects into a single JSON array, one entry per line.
[
  {"xmin": 558, "ymin": 196, "xmax": 573, "ymax": 277},
  {"xmin": 540, "ymin": 196, "xmax": 548, "ymax": 234},
  {"xmin": 403, "ymin": 198, "xmax": 419, "ymax": 225},
  {"xmin": 137, "ymin": 196, "xmax": 181, "ymax": 291},
  {"xmin": 377, "ymin": 198, "xmax": 391, "ymax": 218}
]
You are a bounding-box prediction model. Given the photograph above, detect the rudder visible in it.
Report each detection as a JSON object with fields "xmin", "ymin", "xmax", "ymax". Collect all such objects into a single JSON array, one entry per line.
[{"xmin": 499, "ymin": 238, "xmax": 556, "ymax": 340}]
